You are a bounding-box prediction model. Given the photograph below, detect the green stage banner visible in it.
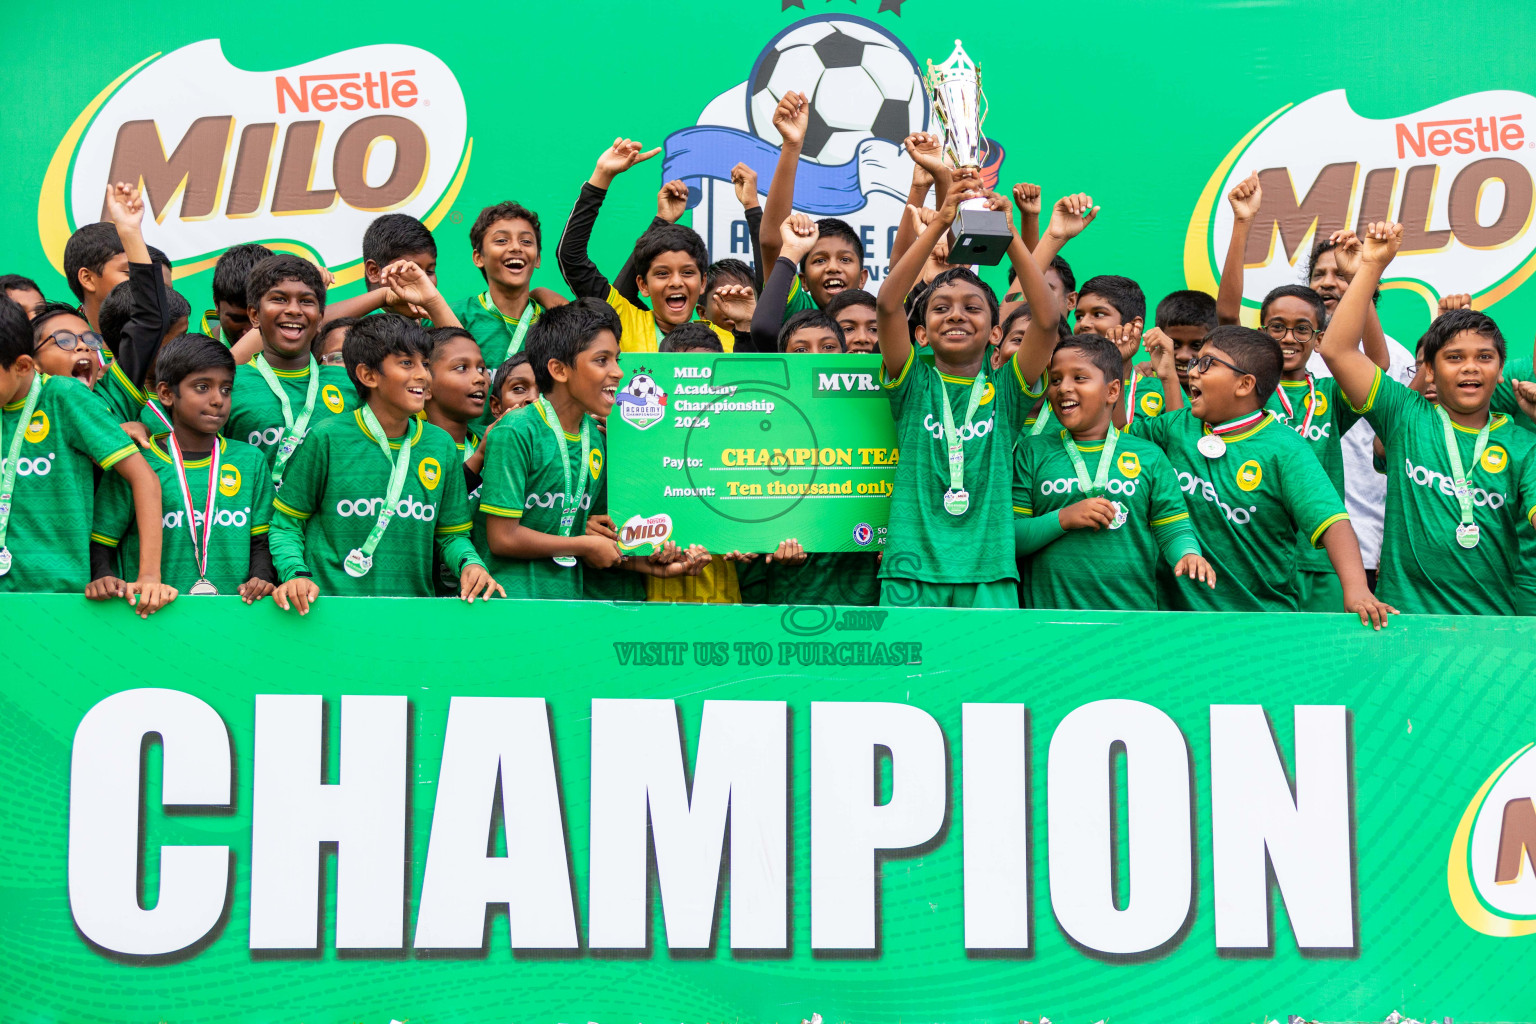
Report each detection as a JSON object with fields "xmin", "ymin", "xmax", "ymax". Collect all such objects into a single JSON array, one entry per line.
[
  {"xmin": 4, "ymin": 595, "xmax": 1536, "ymax": 1023},
  {"xmin": 608, "ymin": 353, "xmax": 897, "ymax": 553}
]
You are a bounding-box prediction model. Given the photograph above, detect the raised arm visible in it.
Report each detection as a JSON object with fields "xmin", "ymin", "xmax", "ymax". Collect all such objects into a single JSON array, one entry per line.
[
  {"xmin": 103, "ymin": 183, "xmax": 170, "ymax": 390},
  {"xmin": 1004, "ymin": 191, "xmax": 1062, "ymax": 388},
  {"xmin": 1216, "ymin": 172, "xmax": 1260, "ymax": 326},
  {"xmin": 1031, "ymin": 192, "xmax": 1099, "ymax": 272},
  {"xmin": 1324, "ymin": 229, "xmax": 1391, "ymax": 370},
  {"xmin": 1012, "ymin": 182, "xmax": 1042, "ymax": 254},
  {"xmin": 890, "ymin": 132, "xmax": 951, "ymax": 271},
  {"xmin": 1318, "ymin": 221, "xmax": 1404, "ymax": 409},
  {"xmin": 557, "ymin": 138, "xmax": 661, "ymax": 301},
  {"xmin": 760, "ymin": 92, "xmax": 808, "ymax": 268},
  {"xmin": 751, "ymin": 216, "xmax": 819, "ymax": 352}
]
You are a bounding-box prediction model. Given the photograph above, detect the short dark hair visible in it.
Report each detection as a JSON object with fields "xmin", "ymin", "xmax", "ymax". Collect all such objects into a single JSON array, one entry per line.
[
  {"xmin": 98, "ymin": 282, "xmax": 133, "ymax": 351},
  {"xmin": 1259, "ymin": 284, "xmax": 1327, "ymax": 328},
  {"xmin": 469, "ymin": 202, "xmax": 542, "ymax": 281},
  {"xmin": 427, "ymin": 325, "xmax": 480, "ymax": 362},
  {"xmin": 0, "ymin": 274, "xmax": 42, "ymax": 297},
  {"xmin": 1422, "ymin": 308, "xmax": 1505, "ymax": 366},
  {"xmin": 167, "ymin": 289, "xmax": 191, "ymax": 325},
  {"xmin": 1306, "ymin": 237, "xmax": 1379, "ymax": 308},
  {"xmin": 146, "ymin": 245, "xmax": 171, "ymax": 270},
  {"xmin": 343, "ymin": 312, "xmax": 433, "ymax": 398},
  {"xmin": 925, "ymin": 267, "xmax": 1000, "ymax": 330},
  {"xmin": 491, "ymin": 351, "xmax": 531, "ymax": 397},
  {"xmin": 1000, "ymin": 305, "xmax": 1031, "ymax": 338},
  {"xmin": 659, "ymin": 321, "xmax": 723, "ymax": 353},
  {"xmin": 525, "ymin": 297, "xmax": 621, "ymax": 392},
  {"xmin": 213, "ymin": 244, "xmax": 274, "ymax": 307},
  {"xmin": 1203, "ymin": 324, "xmax": 1282, "ymax": 402},
  {"xmin": 825, "ymin": 288, "xmax": 877, "ymax": 319},
  {"xmin": 778, "ymin": 309, "xmax": 845, "ymax": 352},
  {"xmin": 313, "ymin": 316, "xmax": 362, "ymax": 357},
  {"xmin": 1053, "ymin": 332, "xmax": 1124, "ymax": 385},
  {"xmin": 0, "ymin": 295, "xmax": 30, "ymax": 368},
  {"xmin": 809, "ymin": 217, "xmax": 865, "ymax": 268},
  {"xmin": 1048, "ymin": 254, "xmax": 1076, "ymax": 294},
  {"xmin": 363, "ymin": 213, "xmax": 437, "ymax": 266},
  {"xmin": 1155, "ymin": 290, "xmax": 1218, "ymax": 330},
  {"xmin": 155, "ymin": 333, "xmax": 234, "ymax": 391},
  {"xmin": 1078, "ymin": 275, "xmax": 1146, "ymax": 324},
  {"xmin": 62, "ymin": 222, "xmax": 124, "ymax": 301},
  {"xmin": 30, "ymin": 301, "xmax": 86, "ymax": 340},
  {"xmin": 632, "ymin": 224, "xmax": 708, "ymax": 279},
  {"xmin": 245, "ymin": 254, "xmax": 326, "ymax": 311},
  {"xmin": 703, "ymin": 258, "xmax": 754, "ymax": 301}
]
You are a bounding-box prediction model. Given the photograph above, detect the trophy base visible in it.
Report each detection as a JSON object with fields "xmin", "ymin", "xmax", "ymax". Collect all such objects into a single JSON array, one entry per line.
[{"xmin": 947, "ymin": 206, "xmax": 1013, "ymax": 266}]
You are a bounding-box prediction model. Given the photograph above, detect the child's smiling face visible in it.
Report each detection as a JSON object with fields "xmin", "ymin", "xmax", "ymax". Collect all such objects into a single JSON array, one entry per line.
[
  {"xmin": 802, "ymin": 235, "xmax": 867, "ymax": 307},
  {"xmin": 475, "ymin": 218, "xmax": 540, "ymax": 291},
  {"xmin": 640, "ymin": 253, "xmax": 704, "ymax": 328},
  {"xmin": 918, "ymin": 279, "xmax": 1000, "ymax": 366},
  {"xmin": 493, "ymin": 362, "xmax": 539, "ymax": 417},
  {"xmin": 251, "ymin": 278, "xmax": 322, "ymax": 361},
  {"xmin": 427, "ymin": 335, "xmax": 488, "ymax": 423}
]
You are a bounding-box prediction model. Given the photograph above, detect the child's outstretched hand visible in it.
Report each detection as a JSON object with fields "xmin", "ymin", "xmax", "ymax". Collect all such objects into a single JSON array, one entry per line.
[
  {"xmin": 1360, "ymin": 221, "xmax": 1404, "ymax": 268},
  {"xmin": 380, "ymin": 259, "xmax": 441, "ymax": 314},
  {"xmin": 273, "ymin": 577, "xmax": 319, "ymax": 615},
  {"xmin": 731, "ymin": 163, "xmax": 760, "ymax": 209},
  {"xmin": 1227, "ymin": 171, "xmax": 1262, "ymax": 221},
  {"xmin": 1438, "ymin": 292, "xmax": 1473, "ymax": 313},
  {"xmin": 582, "ymin": 534, "xmax": 624, "ymax": 569},
  {"xmin": 723, "ymin": 550, "xmax": 759, "ymax": 563},
  {"xmin": 1058, "ymin": 497, "xmax": 1119, "ymax": 531},
  {"xmin": 711, "ymin": 283, "xmax": 756, "ymax": 331},
  {"xmin": 772, "ymin": 92, "xmax": 810, "ymax": 149},
  {"xmin": 935, "ymin": 169, "xmax": 984, "ymax": 226},
  {"xmin": 1509, "ymin": 378, "xmax": 1536, "ymax": 423},
  {"xmin": 1012, "ymin": 182, "xmax": 1042, "ymax": 218},
  {"xmin": 766, "ymin": 537, "xmax": 807, "ymax": 566},
  {"xmin": 120, "ymin": 420, "xmax": 152, "ymax": 448},
  {"xmin": 1174, "ymin": 553, "xmax": 1217, "ymax": 589},
  {"xmin": 239, "ymin": 577, "xmax": 276, "ymax": 604},
  {"xmin": 458, "ymin": 564, "xmax": 505, "ymax": 603},
  {"xmin": 779, "ymin": 213, "xmax": 820, "ymax": 263},
  {"xmin": 1325, "ymin": 228, "xmax": 1364, "ymax": 280},
  {"xmin": 85, "ymin": 576, "xmax": 128, "ymax": 602},
  {"xmin": 657, "ymin": 180, "xmax": 690, "ymax": 224},
  {"xmin": 126, "ymin": 579, "xmax": 177, "ymax": 618},
  {"xmin": 1344, "ymin": 586, "xmax": 1398, "ymax": 631},
  {"xmin": 1045, "ymin": 193, "xmax": 1099, "ymax": 243},
  {"xmin": 1104, "ymin": 319, "xmax": 1144, "ymax": 364},
  {"xmin": 903, "ymin": 131, "xmax": 948, "ymax": 187},
  {"xmin": 586, "ymin": 513, "xmax": 619, "ymax": 541},
  {"xmin": 981, "ymin": 189, "xmax": 1016, "ymax": 233},
  {"xmin": 103, "ymin": 182, "xmax": 145, "ymax": 229},
  {"xmin": 1144, "ymin": 326, "xmax": 1176, "ymax": 376},
  {"xmin": 591, "ymin": 137, "xmax": 661, "ymax": 188}
]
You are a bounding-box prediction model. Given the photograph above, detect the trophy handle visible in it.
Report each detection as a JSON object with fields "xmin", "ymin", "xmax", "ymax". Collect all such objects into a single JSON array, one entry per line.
[{"xmin": 976, "ymin": 71, "xmax": 990, "ymax": 167}]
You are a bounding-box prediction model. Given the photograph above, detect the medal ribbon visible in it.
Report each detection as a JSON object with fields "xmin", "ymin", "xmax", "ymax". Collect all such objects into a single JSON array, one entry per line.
[
  {"xmin": 146, "ymin": 401, "xmax": 220, "ymax": 582},
  {"xmin": 1060, "ymin": 427, "xmax": 1121, "ymax": 498},
  {"xmin": 939, "ymin": 371, "xmax": 989, "ymax": 497},
  {"xmin": 1207, "ymin": 409, "xmax": 1267, "ymax": 439},
  {"xmin": 252, "ymin": 354, "xmax": 322, "ymax": 483},
  {"xmin": 1276, "ymin": 374, "xmax": 1317, "ymax": 438},
  {"xmin": 0, "ymin": 373, "xmax": 44, "ymax": 554},
  {"xmin": 538, "ymin": 397, "xmax": 592, "ymax": 538},
  {"xmin": 1436, "ymin": 405, "xmax": 1492, "ymax": 535},
  {"xmin": 356, "ymin": 406, "xmax": 415, "ymax": 564},
  {"xmin": 1123, "ymin": 375, "xmax": 1140, "ymax": 425},
  {"xmin": 1029, "ymin": 403, "xmax": 1053, "ymax": 436},
  {"xmin": 479, "ymin": 292, "xmax": 540, "ymax": 356}
]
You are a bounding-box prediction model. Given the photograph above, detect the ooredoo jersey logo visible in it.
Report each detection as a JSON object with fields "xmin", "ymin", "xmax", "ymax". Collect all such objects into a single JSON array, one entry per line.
[
  {"xmin": 40, "ymin": 40, "xmax": 471, "ymax": 285},
  {"xmin": 1188, "ymin": 89, "xmax": 1536, "ymax": 312},
  {"xmin": 1449, "ymin": 742, "xmax": 1536, "ymax": 937}
]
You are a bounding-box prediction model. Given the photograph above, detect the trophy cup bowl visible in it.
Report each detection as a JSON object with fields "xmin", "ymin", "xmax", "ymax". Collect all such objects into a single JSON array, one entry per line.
[{"xmin": 924, "ymin": 39, "xmax": 1012, "ymax": 266}]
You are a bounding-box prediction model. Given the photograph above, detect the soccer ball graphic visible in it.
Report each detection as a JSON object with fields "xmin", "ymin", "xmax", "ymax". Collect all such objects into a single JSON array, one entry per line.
[
  {"xmin": 624, "ymin": 373, "xmax": 662, "ymax": 403},
  {"xmin": 748, "ymin": 17, "xmax": 928, "ymax": 166}
]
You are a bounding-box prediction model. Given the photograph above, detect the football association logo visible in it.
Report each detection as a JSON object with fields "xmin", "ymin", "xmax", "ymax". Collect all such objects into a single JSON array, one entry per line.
[{"xmin": 615, "ymin": 369, "xmax": 668, "ymax": 430}]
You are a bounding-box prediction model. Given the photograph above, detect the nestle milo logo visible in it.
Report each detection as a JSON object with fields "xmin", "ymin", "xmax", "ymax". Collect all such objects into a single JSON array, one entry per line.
[
  {"xmin": 1189, "ymin": 89, "xmax": 1536, "ymax": 310},
  {"xmin": 39, "ymin": 40, "xmax": 471, "ymax": 285},
  {"xmin": 1448, "ymin": 742, "xmax": 1536, "ymax": 938}
]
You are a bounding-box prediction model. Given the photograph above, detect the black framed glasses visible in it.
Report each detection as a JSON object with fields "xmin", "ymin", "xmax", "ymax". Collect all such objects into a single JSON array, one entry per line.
[
  {"xmin": 1264, "ymin": 320, "xmax": 1316, "ymax": 342},
  {"xmin": 1187, "ymin": 352, "xmax": 1251, "ymax": 377},
  {"xmin": 39, "ymin": 329, "xmax": 105, "ymax": 353}
]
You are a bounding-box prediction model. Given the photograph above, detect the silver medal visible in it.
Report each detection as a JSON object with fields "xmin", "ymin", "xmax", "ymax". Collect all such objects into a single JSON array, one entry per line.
[
  {"xmin": 189, "ymin": 578, "xmax": 219, "ymax": 596},
  {"xmin": 1197, "ymin": 434, "xmax": 1227, "ymax": 459},
  {"xmin": 943, "ymin": 487, "xmax": 970, "ymax": 516},
  {"xmin": 1455, "ymin": 522, "xmax": 1481, "ymax": 550},
  {"xmin": 0, "ymin": 545, "xmax": 11, "ymax": 577},
  {"xmin": 343, "ymin": 548, "xmax": 373, "ymax": 578},
  {"xmin": 553, "ymin": 555, "xmax": 578, "ymax": 567}
]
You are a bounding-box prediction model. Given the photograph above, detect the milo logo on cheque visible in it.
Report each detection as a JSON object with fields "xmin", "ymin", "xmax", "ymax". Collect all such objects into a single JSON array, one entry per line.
[
  {"xmin": 1191, "ymin": 89, "xmax": 1536, "ymax": 311},
  {"xmin": 41, "ymin": 40, "xmax": 470, "ymax": 282},
  {"xmin": 618, "ymin": 513, "xmax": 673, "ymax": 551}
]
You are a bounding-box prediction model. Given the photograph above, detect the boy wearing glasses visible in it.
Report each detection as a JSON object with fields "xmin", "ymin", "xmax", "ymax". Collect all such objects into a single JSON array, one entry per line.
[
  {"xmin": 30, "ymin": 303, "xmax": 105, "ymax": 389},
  {"xmin": 1127, "ymin": 325, "xmax": 1394, "ymax": 626},
  {"xmin": 1257, "ymin": 283, "xmax": 1388, "ymax": 610}
]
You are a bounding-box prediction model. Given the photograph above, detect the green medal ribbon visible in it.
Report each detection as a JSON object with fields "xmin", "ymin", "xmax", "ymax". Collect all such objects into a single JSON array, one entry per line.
[
  {"xmin": 0, "ymin": 372, "xmax": 44, "ymax": 576},
  {"xmin": 538, "ymin": 396, "xmax": 592, "ymax": 567},
  {"xmin": 342, "ymin": 407, "xmax": 414, "ymax": 578},
  {"xmin": 1060, "ymin": 427, "xmax": 1127, "ymax": 529},
  {"xmin": 479, "ymin": 292, "xmax": 540, "ymax": 356},
  {"xmin": 252, "ymin": 354, "xmax": 321, "ymax": 485},
  {"xmin": 1436, "ymin": 405, "xmax": 1493, "ymax": 550},
  {"xmin": 938, "ymin": 370, "xmax": 989, "ymax": 516},
  {"xmin": 1029, "ymin": 403, "xmax": 1054, "ymax": 436}
]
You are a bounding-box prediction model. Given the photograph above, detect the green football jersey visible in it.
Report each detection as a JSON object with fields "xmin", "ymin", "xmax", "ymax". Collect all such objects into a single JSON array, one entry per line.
[
  {"xmin": 1352, "ymin": 368, "xmax": 1536, "ymax": 615},
  {"xmin": 880, "ymin": 348, "xmax": 1038, "ymax": 585},
  {"xmin": 1492, "ymin": 354, "xmax": 1534, "ymax": 432},
  {"xmin": 1121, "ymin": 371, "xmax": 1168, "ymax": 422},
  {"xmin": 225, "ymin": 360, "xmax": 356, "ymax": 463},
  {"xmin": 432, "ymin": 430, "xmax": 488, "ymax": 597},
  {"xmin": 1129, "ymin": 409, "xmax": 1349, "ymax": 611},
  {"xmin": 1263, "ymin": 375, "xmax": 1362, "ymax": 572},
  {"xmin": 1012, "ymin": 430, "xmax": 1191, "ymax": 610},
  {"xmin": 0, "ymin": 374, "xmax": 140, "ymax": 593},
  {"xmin": 784, "ymin": 276, "xmax": 818, "ymax": 314},
  {"xmin": 478, "ymin": 401, "xmax": 605, "ymax": 600},
  {"xmin": 447, "ymin": 292, "xmax": 543, "ymax": 434},
  {"xmin": 92, "ymin": 434, "xmax": 272, "ymax": 592},
  {"xmin": 268, "ymin": 412, "xmax": 481, "ymax": 597},
  {"xmin": 95, "ymin": 359, "xmax": 193, "ymax": 435}
]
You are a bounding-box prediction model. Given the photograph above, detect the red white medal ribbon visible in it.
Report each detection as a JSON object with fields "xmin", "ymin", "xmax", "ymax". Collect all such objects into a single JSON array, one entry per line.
[
  {"xmin": 1275, "ymin": 374, "xmax": 1317, "ymax": 438},
  {"xmin": 146, "ymin": 401, "xmax": 219, "ymax": 582}
]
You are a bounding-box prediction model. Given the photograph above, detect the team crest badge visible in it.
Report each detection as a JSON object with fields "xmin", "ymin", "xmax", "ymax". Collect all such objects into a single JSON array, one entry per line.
[
  {"xmin": 978, "ymin": 381, "xmax": 995, "ymax": 406},
  {"xmin": 1307, "ymin": 391, "xmax": 1329, "ymax": 415},
  {"xmin": 1140, "ymin": 391, "xmax": 1163, "ymax": 416},
  {"xmin": 1482, "ymin": 445, "xmax": 1509, "ymax": 474},
  {"xmin": 590, "ymin": 448, "xmax": 604, "ymax": 480},
  {"xmin": 322, "ymin": 384, "xmax": 345, "ymax": 414},
  {"xmin": 1117, "ymin": 451, "xmax": 1141, "ymax": 479},
  {"xmin": 418, "ymin": 456, "xmax": 442, "ymax": 490},
  {"xmin": 218, "ymin": 464, "xmax": 241, "ymax": 497},
  {"xmin": 25, "ymin": 411, "xmax": 48, "ymax": 443},
  {"xmin": 616, "ymin": 368, "xmax": 668, "ymax": 430},
  {"xmin": 1236, "ymin": 459, "xmax": 1263, "ymax": 491}
]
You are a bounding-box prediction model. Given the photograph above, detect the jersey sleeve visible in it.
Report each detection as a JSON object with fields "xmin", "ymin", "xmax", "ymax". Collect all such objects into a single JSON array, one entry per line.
[
  {"xmin": 556, "ymin": 182, "xmax": 615, "ymax": 300},
  {"xmin": 881, "ymin": 346, "xmax": 920, "ymax": 421},
  {"xmin": 1344, "ymin": 366, "xmax": 1415, "ymax": 442},
  {"xmin": 479, "ymin": 421, "xmax": 533, "ymax": 521},
  {"xmin": 57, "ymin": 378, "xmax": 140, "ymax": 470},
  {"xmin": 1011, "ymin": 439, "xmax": 1038, "ymax": 517},
  {"xmin": 97, "ymin": 362, "xmax": 149, "ymax": 423},
  {"xmin": 1278, "ymin": 439, "xmax": 1350, "ymax": 547},
  {"xmin": 1125, "ymin": 405, "xmax": 1183, "ymax": 449},
  {"xmin": 433, "ymin": 439, "xmax": 483, "ymax": 571},
  {"xmin": 997, "ymin": 350, "xmax": 1042, "ymax": 429},
  {"xmin": 1516, "ymin": 443, "xmax": 1536, "ymax": 531},
  {"xmin": 248, "ymin": 455, "xmax": 275, "ymax": 536},
  {"xmin": 268, "ymin": 431, "xmax": 326, "ymax": 581},
  {"xmin": 1144, "ymin": 446, "xmax": 1199, "ymax": 563},
  {"xmin": 90, "ymin": 467, "xmax": 135, "ymax": 549}
]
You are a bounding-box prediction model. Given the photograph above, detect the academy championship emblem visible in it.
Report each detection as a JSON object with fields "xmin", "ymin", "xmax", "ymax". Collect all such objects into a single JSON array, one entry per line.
[
  {"xmin": 661, "ymin": 15, "xmax": 1005, "ymax": 282},
  {"xmin": 615, "ymin": 369, "xmax": 668, "ymax": 430}
]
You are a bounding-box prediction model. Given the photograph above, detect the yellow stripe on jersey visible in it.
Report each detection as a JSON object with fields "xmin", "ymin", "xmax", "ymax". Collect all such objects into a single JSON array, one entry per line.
[
  {"xmin": 479, "ymin": 502, "xmax": 524, "ymax": 518},
  {"xmin": 882, "ymin": 346, "xmax": 916, "ymax": 389},
  {"xmin": 97, "ymin": 442, "xmax": 139, "ymax": 471},
  {"xmin": 1309, "ymin": 512, "xmax": 1350, "ymax": 548},
  {"xmin": 108, "ymin": 360, "xmax": 146, "ymax": 402},
  {"xmin": 272, "ymin": 498, "xmax": 311, "ymax": 520},
  {"xmin": 250, "ymin": 524, "xmax": 270, "ymax": 535},
  {"xmin": 1345, "ymin": 367, "xmax": 1382, "ymax": 414},
  {"xmin": 1013, "ymin": 505, "xmax": 1032, "ymax": 516},
  {"xmin": 435, "ymin": 521, "xmax": 473, "ymax": 535},
  {"xmin": 1150, "ymin": 511, "xmax": 1189, "ymax": 527},
  {"xmin": 89, "ymin": 531, "xmax": 120, "ymax": 547}
]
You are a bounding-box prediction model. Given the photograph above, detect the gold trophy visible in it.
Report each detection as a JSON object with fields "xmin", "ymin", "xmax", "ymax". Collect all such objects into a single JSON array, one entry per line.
[{"xmin": 924, "ymin": 39, "xmax": 1011, "ymax": 265}]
